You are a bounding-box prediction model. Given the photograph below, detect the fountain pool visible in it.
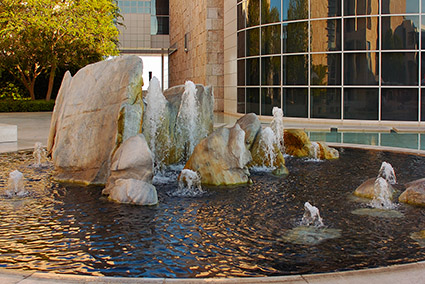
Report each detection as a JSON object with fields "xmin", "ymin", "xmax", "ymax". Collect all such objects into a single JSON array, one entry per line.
[{"xmin": 0, "ymin": 147, "xmax": 425, "ymax": 278}]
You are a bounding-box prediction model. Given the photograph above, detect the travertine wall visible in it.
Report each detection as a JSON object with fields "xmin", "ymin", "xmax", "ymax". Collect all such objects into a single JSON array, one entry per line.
[{"xmin": 169, "ymin": 0, "xmax": 224, "ymax": 111}]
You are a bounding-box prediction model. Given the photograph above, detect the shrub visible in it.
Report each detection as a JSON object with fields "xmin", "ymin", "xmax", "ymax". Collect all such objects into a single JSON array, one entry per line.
[{"xmin": 0, "ymin": 99, "xmax": 55, "ymax": 112}]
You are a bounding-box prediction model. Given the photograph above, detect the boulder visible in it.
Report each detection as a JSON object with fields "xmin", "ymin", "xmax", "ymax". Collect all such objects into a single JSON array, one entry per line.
[
  {"xmin": 183, "ymin": 124, "xmax": 252, "ymax": 186},
  {"xmin": 47, "ymin": 55, "xmax": 144, "ymax": 185},
  {"xmin": 236, "ymin": 113, "xmax": 261, "ymax": 150},
  {"xmin": 102, "ymin": 134, "xmax": 157, "ymax": 205},
  {"xmin": 142, "ymin": 82, "xmax": 214, "ymax": 165},
  {"xmin": 399, "ymin": 178, "xmax": 425, "ymax": 206},
  {"xmin": 354, "ymin": 178, "xmax": 395, "ymax": 200},
  {"xmin": 284, "ymin": 129, "xmax": 339, "ymax": 160},
  {"xmin": 354, "ymin": 162, "xmax": 397, "ymax": 200}
]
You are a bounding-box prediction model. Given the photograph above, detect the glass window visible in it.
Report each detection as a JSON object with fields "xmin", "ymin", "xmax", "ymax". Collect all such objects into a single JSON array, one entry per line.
[
  {"xmin": 382, "ymin": 16, "xmax": 419, "ymax": 50},
  {"xmin": 311, "ymin": 0, "xmax": 341, "ymax": 18},
  {"xmin": 283, "ymin": 21, "xmax": 308, "ymax": 53},
  {"xmin": 310, "ymin": 19, "xmax": 341, "ymax": 52},
  {"xmin": 237, "ymin": 3, "xmax": 246, "ymax": 30},
  {"xmin": 155, "ymin": 0, "xmax": 169, "ymax": 15},
  {"xmin": 237, "ymin": 88, "xmax": 246, "ymax": 113},
  {"xmin": 422, "ymin": 89, "xmax": 425, "ymax": 121},
  {"xmin": 246, "ymin": 58, "xmax": 260, "ymax": 86},
  {"xmin": 344, "ymin": 17, "xmax": 379, "ymax": 51},
  {"xmin": 383, "ymin": 0, "xmax": 419, "ymax": 14},
  {"xmin": 262, "ymin": 56, "xmax": 281, "ymax": 85},
  {"xmin": 381, "ymin": 52, "xmax": 418, "ymax": 85},
  {"xmin": 344, "ymin": 88, "xmax": 378, "ymax": 120},
  {"xmin": 382, "ymin": 88, "xmax": 418, "ymax": 121},
  {"xmin": 344, "ymin": 0, "xmax": 379, "ymax": 16},
  {"xmin": 237, "ymin": 60, "xmax": 245, "ymax": 86},
  {"xmin": 311, "ymin": 54, "xmax": 341, "ymax": 86},
  {"xmin": 311, "ymin": 88, "xmax": 341, "ymax": 119},
  {"xmin": 237, "ymin": 31, "xmax": 245, "ymax": 58},
  {"xmin": 262, "ymin": 0, "xmax": 281, "ymax": 24},
  {"xmin": 261, "ymin": 25, "xmax": 281, "ymax": 55},
  {"xmin": 283, "ymin": 88, "xmax": 308, "ymax": 117},
  {"xmin": 247, "ymin": 0, "xmax": 260, "ymax": 27},
  {"xmin": 261, "ymin": 88, "xmax": 281, "ymax": 115},
  {"xmin": 283, "ymin": 55, "xmax": 308, "ymax": 85},
  {"xmin": 246, "ymin": 88, "xmax": 260, "ymax": 114},
  {"xmin": 344, "ymin": 53, "xmax": 379, "ymax": 85},
  {"xmin": 421, "ymin": 16, "xmax": 425, "ymax": 49},
  {"xmin": 246, "ymin": 28, "xmax": 260, "ymax": 56},
  {"xmin": 283, "ymin": 0, "xmax": 308, "ymax": 21}
]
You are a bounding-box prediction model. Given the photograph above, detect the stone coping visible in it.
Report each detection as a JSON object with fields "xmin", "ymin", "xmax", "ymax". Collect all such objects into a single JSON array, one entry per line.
[
  {"xmin": 1, "ymin": 261, "xmax": 424, "ymax": 283},
  {"xmin": 0, "ymin": 123, "xmax": 17, "ymax": 143}
]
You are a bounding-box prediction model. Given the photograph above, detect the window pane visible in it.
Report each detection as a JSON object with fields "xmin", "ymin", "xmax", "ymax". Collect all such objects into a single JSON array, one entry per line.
[
  {"xmin": 421, "ymin": 16, "xmax": 425, "ymax": 49},
  {"xmin": 311, "ymin": 0, "xmax": 341, "ymax": 18},
  {"xmin": 237, "ymin": 31, "xmax": 245, "ymax": 58},
  {"xmin": 237, "ymin": 60, "xmax": 245, "ymax": 86},
  {"xmin": 344, "ymin": 53, "xmax": 379, "ymax": 85},
  {"xmin": 344, "ymin": 88, "xmax": 378, "ymax": 120},
  {"xmin": 237, "ymin": 3, "xmax": 246, "ymax": 30},
  {"xmin": 246, "ymin": 58, "xmax": 260, "ymax": 86},
  {"xmin": 155, "ymin": 0, "xmax": 169, "ymax": 15},
  {"xmin": 283, "ymin": 22, "xmax": 308, "ymax": 53},
  {"xmin": 311, "ymin": 54, "xmax": 341, "ymax": 86},
  {"xmin": 283, "ymin": 88, "xmax": 308, "ymax": 117},
  {"xmin": 262, "ymin": 0, "xmax": 281, "ymax": 24},
  {"xmin": 382, "ymin": 52, "xmax": 418, "ymax": 86},
  {"xmin": 344, "ymin": 17, "xmax": 379, "ymax": 50},
  {"xmin": 246, "ymin": 28, "xmax": 260, "ymax": 56},
  {"xmin": 262, "ymin": 25, "xmax": 281, "ymax": 55},
  {"xmin": 382, "ymin": 16, "xmax": 419, "ymax": 50},
  {"xmin": 422, "ymin": 89, "xmax": 425, "ymax": 121},
  {"xmin": 382, "ymin": 88, "xmax": 418, "ymax": 121},
  {"xmin": 246, "ymin": 88, "xmax": 260, "ymax": 114},
  {"xmin": 247, "ymin": 0, "xmax": 260, "ymax": 27},
  {"xmin": 311, "ymin": 19, "xmax": 341, "ymax": 52},
  {"xmin": 345, "ymin": 0, "xmax": 379, "ymax": 16},
  {"xmin": 262, "ymin": 56, "xmax": 281, "ymax": 85},
  {"xmin": 383, "ymin": 0, "xmax": 419, "ymax": 14},
  {"xmin": 237, "ymin": 88, "xmax": 246, "ymax": 113},
  {"xmin": 311, "ymin": 88, "xmax": 341, "ymax": 119},
  {"xmin": 283, "ymin": 55, "xmax": 308, "ymax": 85},
  {"xmin": 283, "ymin": 0, "xmax": 308, "ymax": 21},
  {"xmin": 261, "ymin": 88, "xmax": 281, "ymax": 116}
]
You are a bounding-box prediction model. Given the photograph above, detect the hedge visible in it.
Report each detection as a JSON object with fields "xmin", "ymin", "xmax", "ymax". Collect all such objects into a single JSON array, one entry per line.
[{"xmin": 0, "ymin": 99, "xmax": 55, "ymax": 112}]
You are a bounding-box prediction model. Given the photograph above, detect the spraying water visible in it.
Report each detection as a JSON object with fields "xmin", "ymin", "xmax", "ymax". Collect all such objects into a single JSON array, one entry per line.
[
  {"xmin": 172, "ymin": 169, "xmax": 205, "ymax": 197},
  {"xmin": 177, "ymin": 81, "xmax": 200, "ymax": 159},
  {"xmin": 260, "ymin": 127, "xmax": 277, "ymax": 168},
  {"xmin": 301, "ymin": 202, "xmax": 324, "ymax": 227},
  {"xmin": 6, "ymin": 170, "xmax": 27, "ymax": 197},
  {"xmin": 144, "ymin": 77, "xmax": 169, "ymax": 171},
  {"xmin": 311, "ymin": 142, "xmax": 320, "ymax": 160},
  {"xmin": 270, "ymin": 107, "xmax": 284, "ymax": 152},
  {"xmin": 370, "ymin": 162, "xmax": 397, "ymax": 209},
  {"xmin": 33, "ymin": 142, "xmax": 47, "ymax": 167}
]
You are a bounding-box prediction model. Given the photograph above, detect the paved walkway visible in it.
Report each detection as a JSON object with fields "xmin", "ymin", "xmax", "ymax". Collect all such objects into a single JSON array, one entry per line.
[{"xmin": 0, "ymin": 112, "xmax": 425, "ymax": 283}]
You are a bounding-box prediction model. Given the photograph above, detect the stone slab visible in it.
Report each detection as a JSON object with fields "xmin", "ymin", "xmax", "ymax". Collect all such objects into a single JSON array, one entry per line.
[{"xmin": 0, "ymin": 123, "xmax": 17, "ymax": 143}]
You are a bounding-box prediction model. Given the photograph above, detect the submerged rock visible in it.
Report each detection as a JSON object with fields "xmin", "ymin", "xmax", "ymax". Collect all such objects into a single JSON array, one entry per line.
[
  {"xmin": 48, "ymin": 55, "xmax": 144, "ymax": 185},
  {"xmin": 399, "ymin": 178, "xmax": 425, "ymax": 207},
  {"xmin": 103, "ymin": 134, "xmax": 157, "ymax": 205},
  {"xmin": 183, "ymin": 124, "xmax": 252, "ymax": 186},
  {"xmin": 280, "ymin": 226, "xmax": 341, "ymax": 245},
  {"xmin": 283, "ymin": 129, "xmax": 339, "ymax": 160}
]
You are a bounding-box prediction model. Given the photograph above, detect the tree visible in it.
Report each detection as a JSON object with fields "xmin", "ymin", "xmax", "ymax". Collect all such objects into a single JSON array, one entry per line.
[{"xmin": 0, "ymin": 0, "xmax": 121, "ymax": 100}]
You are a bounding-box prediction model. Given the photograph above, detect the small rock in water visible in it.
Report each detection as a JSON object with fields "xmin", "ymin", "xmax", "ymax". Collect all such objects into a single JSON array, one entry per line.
[{"xmin": 281, "ymin": 226, "xmax": 341, "ymax": 245}]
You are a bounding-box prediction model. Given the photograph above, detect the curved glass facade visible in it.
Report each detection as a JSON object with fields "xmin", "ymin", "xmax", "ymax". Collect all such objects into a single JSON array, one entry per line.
[{"xmin": 236, "ymin": 0, "xmax": 425, "ymax": 121}]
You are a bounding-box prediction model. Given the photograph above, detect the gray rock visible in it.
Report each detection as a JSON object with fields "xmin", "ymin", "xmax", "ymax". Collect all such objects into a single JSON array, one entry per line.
[
  {"xmin": 399, "ymin": 178, "xmax": 425, "ymax": 206},
  {"xmin": 47, "ymin": 55, "xmax": 144, "ymax": 185}
]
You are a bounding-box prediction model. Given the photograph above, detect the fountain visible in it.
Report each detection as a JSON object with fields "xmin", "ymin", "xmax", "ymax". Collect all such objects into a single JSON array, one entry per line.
[
  {"xmin": 5, "ymin": 170, "xmax": 26, "ymax": 197},
  {"xmin": 259, "ymin": 127, "xmax": 277, "ymax": 168},
  {"xmin": 32, "ymin": 142, "xmax": 47, "ymax": 167},
  {"xmin": 172, "ymin": 169, "xmax": 205, "ymax": 197},
  {"xmin": 270, "ymin": 107, "xmax": 284, "ymax": 152},
  {"xmin": 301, "ymin": 201, "xmax": 324, "ymax": 227}
]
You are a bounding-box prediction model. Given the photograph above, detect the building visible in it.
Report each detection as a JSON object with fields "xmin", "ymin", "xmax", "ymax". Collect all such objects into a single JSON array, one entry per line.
[
  {"xmin": 116, "ymin": 0, "xmax": 170, "ymax": 90},
  {"xmin": 168, "ymin": 0, "xmax": 425, "ymax": 124}
]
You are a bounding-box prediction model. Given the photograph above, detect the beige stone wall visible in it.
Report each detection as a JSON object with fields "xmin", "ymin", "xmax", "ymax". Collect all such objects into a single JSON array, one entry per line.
[{"xmin": 169, "ymin": 0, "xmax": 224, "ymax": 111}]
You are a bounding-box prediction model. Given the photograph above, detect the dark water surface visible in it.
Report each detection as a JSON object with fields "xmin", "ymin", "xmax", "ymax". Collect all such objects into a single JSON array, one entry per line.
[{"xmin": 0, "ymin": 148, "xmax": 425, "ymax": 278}]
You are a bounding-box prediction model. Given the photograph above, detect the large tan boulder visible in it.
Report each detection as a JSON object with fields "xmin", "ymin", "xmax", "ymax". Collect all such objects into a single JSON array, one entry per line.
[
  {"xmin": 183, "ymin": 124, "xmax": 252, "ymax": 186},
  {"xmin": 283, "ymin": 129, "xmax": 339, "ymax": 160},
  {"xmin": 399, "ymin": 178, "xmax": 425, "ymax": 206},
  {"xmin": 47, "ymin": 55, "xmax": 144, "ymax": 185},
  {"xmin": 102, "ymin": 134, "xmax": 157, "ymax": 205}
]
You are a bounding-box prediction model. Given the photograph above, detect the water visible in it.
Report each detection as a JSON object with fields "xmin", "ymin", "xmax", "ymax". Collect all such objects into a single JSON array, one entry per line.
[
  {"xmin": 371, "ymin": 162, "xmax": 397, "ymax": 209},
  {"xmin": 260, "ymin": 127, "xmax": 276, "ymax": 168},
  {"xmin": 270, "ymin": 107, "xmax": 284, "ymax": 152},
  {"xmin": 5, "ymin": 170, "xmax": 26, "ymax": 197},
  {"xmin": 0, "ymin": 148, "xmax": 425, "ymax": 278},
  {"xmin": 172, "ymin": 169, "xmax": 205, "ymax": 197},
  {"xmin": 301, "ymin": 202, "xmax": 324, "ymax": 227}
]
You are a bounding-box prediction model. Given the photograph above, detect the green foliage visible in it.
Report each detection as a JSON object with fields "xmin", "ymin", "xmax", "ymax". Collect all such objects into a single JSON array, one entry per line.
[
  {"xmin": 0, "ymin": 0, "xmax": 121, "ymax": 100},
  {"xmin": 0, "ymin": 81, "xmax": 28, "ymax": 100},
  {"xmin": 0, "ymin": 99, "xmax": 55, "ymax": 112}
]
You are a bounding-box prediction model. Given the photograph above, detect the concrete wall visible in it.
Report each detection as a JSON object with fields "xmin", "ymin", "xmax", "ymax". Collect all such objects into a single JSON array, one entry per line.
[{"xmin": 169, "ymin": 0, "xmax": 224, "ymax": 111}]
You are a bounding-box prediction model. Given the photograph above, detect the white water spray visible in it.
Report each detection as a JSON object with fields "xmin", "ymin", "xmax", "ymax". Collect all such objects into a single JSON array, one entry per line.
[
  {"xmin": 261, "ymin": 127, "xmax": 277, "ymax": 168},
  {"xmin": 270, "ymin": 107, "xmax": 284, "ymax": 152},
  {"xmin": 311, "ymin": 142, "xmax": 320, "ymax": 160},
  {"xmin": 173, "ymin": 169, "xmax": 205, "ymax": 197},
  {"xmin": 301, "ymin": 202, "xmax": 324, "ymax": 227},
  {"xmin": 33, "ymin": 142, "xmax": 47, "ymax": 167},
  {"xmin": 370, "ymin": 162, "xmax": 397, "ymax": 209},
  {"xmin": 6, "ymin": 170, "xmax": 27, "ymax": 197}
]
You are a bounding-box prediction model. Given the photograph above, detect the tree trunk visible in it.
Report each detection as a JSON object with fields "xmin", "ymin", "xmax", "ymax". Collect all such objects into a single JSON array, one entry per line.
[{"xmin": 46, "ymin": 63, "xmax": 56, "ymax": 101}]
